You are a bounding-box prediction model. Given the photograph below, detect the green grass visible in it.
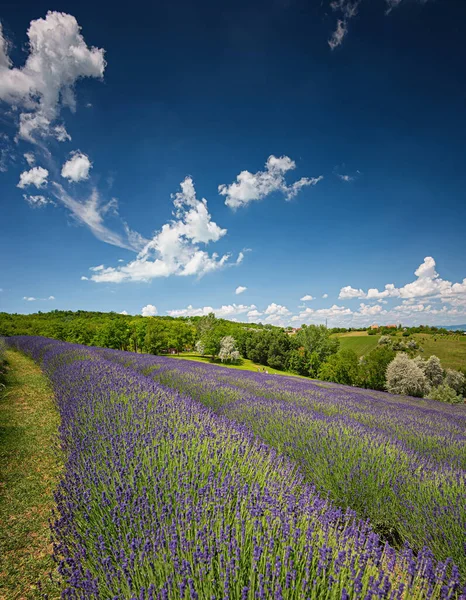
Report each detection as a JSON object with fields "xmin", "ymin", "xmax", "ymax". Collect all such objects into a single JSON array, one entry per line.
[
  {"xmin": 413, "ymin": 333, "xmax": 466, "ymax": 370},
  {"xmin": 0, "ymin": 350, "xmax": 62, "ymax": 599},
  {"xmin": 334, "ymin": 332, "xmax": 466, "ymax": 371},
  {"xmin": 334, "ymin": 332, "xmax": 380, "ymax": 356},
  {"xmin": 169, "ymin": 353, "xmax": 301, "ymax": 376}
]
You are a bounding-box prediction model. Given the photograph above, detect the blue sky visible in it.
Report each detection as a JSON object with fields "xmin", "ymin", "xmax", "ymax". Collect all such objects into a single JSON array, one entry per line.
[{"xmin": 1, "ymin": 0, "xmax": 466, "ymax": 326}]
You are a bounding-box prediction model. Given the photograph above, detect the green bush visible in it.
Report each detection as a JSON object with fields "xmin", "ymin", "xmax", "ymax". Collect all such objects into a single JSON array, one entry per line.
[{"xmin": 427, "ymin": 384, "xmax": 463, "ymax": 404}]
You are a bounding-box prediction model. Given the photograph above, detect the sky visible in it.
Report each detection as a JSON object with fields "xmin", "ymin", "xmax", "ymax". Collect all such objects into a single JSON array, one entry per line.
[{"xmin": 1, "ymin": 0, "xmax": 466, "ymax": 327}]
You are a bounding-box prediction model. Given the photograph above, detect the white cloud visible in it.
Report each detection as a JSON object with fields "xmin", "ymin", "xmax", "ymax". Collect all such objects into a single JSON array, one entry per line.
[
  {"xmin": 337, "ymin": 173, "xmax": 354, "ymax": 182},
  {"xmin": 23, "ymin": 194, "xmax": 49, "ymax": 208},
  {"xmin": 88, "ymin": 177, "xmax": 239, "ymax": 283},
  {"xmin": 218, "ymin": 155, "xmax": 323, "ymax": 209},
  {"xmin": 22, "ymin": 295, "xmax": 54, "ymax": 301},
  {"xmin": 339, "ymin": 285, "xmax": 365, "ymax": 299},
  {"xmin": 358, "ymin": 303, "xmax": 385, "ymax": 316},
  {"xmin": 0, "ymin": 12, "xmax": 105, "ymax": 142},
  {"xmin": 235, "ymin": 286, "xmax": 247, "ymax": 295},
  {"xmin": 24, "ymin": 152, "xmax": 35, "ymax": 166},
  {"xmin": 300, "ymin": 294, "xmax": 314, "ymax": 301},
  {"xmin": 61, "ymin": 151, "xmax": 92, "ymax": 182},
  {"xmin": 142, "ymin": 304, "xmax": 158, "ymax": 317},
  {"xmin": 81, "ymin": 276, "xmax": 88, "ymax": 281},
  {"xmin": 119, "ymin": 310, "xmax": 128, "ymax": 315},
  {"xmin": 52, "ymin": 184, "xmax": 144, "ymax": 251},
  {"xmin": 265, "ymin": 303, "xmax": 291, "ymax": 316},
  {"xmin": 17, "ymin": 166, "xmax": 48, "ymax": 189},
  {"xmin": 89, "ymin": 264, "xmax": 105, "ymax": 272},
  {"xmin": 247, "ymin": 309, "xmax": 263, "ymax": 320},
  {"xmin": 167, "ymin": 303, "xmax": 256, "ymax": 319},
  {"xmin": 322, "ymin": 293, "xmax": 328, "ymax": 299}
]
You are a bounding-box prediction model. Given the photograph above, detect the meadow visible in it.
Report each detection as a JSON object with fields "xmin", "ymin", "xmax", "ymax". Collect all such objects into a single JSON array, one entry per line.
[
  {"xmin": 3, "ymin": 336, "xmax": 466, "ymax": 599},
  {"xmin": 335, "ymin": 332, "xmax": 466, "ymax": 370}
]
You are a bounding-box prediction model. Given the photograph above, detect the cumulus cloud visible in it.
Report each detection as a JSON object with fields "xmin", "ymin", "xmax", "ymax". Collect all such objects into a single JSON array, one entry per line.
[
  {"xmin": 142, "ymin": 304, "xmax": 158, "ymax": 317},
  {"xmin": 17, "ymin": 166, "xmax": 48, "ymax": 189},
  {"xmin": 300, "ymin": 294, "xmax": 314, "ymax": 301},
  {"xmin": 88, "ymin": 177, "xmax": 239, "ymax": 283},
  {"xmin": 61, "ymin": 151, "xmax": 92, "ymax": 182},
  {"xmin": 218, "ymin": 155, "xmax": 323, "ymax": 209},
  {"xmin": 247, "ymin": 309, "xmax": 263, "ymax": 320},
  {"xmin": 358, "ymin": 303, "xmax": 385, "ymax": 316},
  {"xmin": 235, "ymin": 286, "xmax": 247, "ymax": 295},
  {"xmin": 166, "ymin": 304, "xmax": 256, "ymax": 319},
  {"xmin": 0, "ymin": 12, "xmax": 105, "ymax": 142},
  {"xmin": 339, "ymin": 285, "xmax": 365, "ymax": 299},
  {"xmin": 322, "ymin": 293, "xmax": 329, "ymax": 299}
]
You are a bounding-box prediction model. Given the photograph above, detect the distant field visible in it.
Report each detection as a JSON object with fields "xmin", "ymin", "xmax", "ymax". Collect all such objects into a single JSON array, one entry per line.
[
  {"xmin": 334, "ymin": 332, "xmax": 380, "ymax": 356},
  {"xmin": 170, "ymin": 353, "xmax": 302, "ymax": 377},
  {"xmin": 413, "ymin": 333, "xmax": 466, "ymax": 370},
  {"xmin": 334, "ymin": 331, "xmax": 466, "ymax": 371}
]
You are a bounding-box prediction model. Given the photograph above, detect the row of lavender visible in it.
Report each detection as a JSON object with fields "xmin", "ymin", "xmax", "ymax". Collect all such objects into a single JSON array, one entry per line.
[
  {"xmin": 5, "ymin": 336, "xmax": 463, "ymax": 598},
  {"xmin": 90, "ymin": 347, "xmax": 466, "ymax": 579}
]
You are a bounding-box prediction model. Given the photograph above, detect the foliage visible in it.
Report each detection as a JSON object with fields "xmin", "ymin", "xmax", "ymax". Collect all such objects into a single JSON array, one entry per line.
[
  {"xmin": 295, "ymin": 325, "xmax": 339, "ymax": 373},
  {"xmin": 218, "ymin": 336, "xmax": 241, "ymax": 363},
  {"xmin": 444, "ymin": 368, "xmax": 466, "ymax": 396},
  {"xmin": 317, "ymin": 349, "xmax": 359, "ymax": 385},
  {"xmin": 378, "ymin": 335, "xmax": 392, "ymax": 346},
  {"xmin": 427, "ymin": 384, "xmax": 464, "ymax": 404},
  {"xmin": 386, "ymin": 353, "xmax": 430, "ymax": 398},
  {"xmin": 358, "ymin": 346, "xmax": 396, "ymax": 391},
  {"xmin": 423, "ymin": 355, "xmax": 444, "ymax": 387}
]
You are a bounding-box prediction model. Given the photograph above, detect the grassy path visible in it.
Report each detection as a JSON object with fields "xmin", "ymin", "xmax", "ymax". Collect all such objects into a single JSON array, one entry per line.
[{"xmin": 0, "ymin": 350, "xmax": 61, "ymax": 600}]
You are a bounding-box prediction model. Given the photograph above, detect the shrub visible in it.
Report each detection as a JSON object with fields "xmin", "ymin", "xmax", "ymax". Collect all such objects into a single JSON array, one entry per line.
[
  {"xmin": 195, "ymin": 340, "xmax": 205, "ymax": 355},
  {"xmin": 427, "ymin": 384, "xmax": 463, "ymax": 404},
  {"xmin": 424, "ymin": 355, "xmax": 444, "ymax": 387},
  {"xmin": 444, "ymin": 369, "xmax": 465, "ymax": 396},
  {"xmin": 378, "ymin": 335, "xmax": 392, "ymax": 346},
  {"xmin": 406, "ymin": 340, "xmax": 419, "ymax": 350},
  {"xmin": 386, "ymin": 353, "xmax": 430, "ymax": 398}
]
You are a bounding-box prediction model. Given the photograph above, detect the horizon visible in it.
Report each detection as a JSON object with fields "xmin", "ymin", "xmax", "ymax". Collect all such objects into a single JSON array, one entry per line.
[{"xmin": 1, "ymin": 2, "xmax": 466, "ymax": 327}]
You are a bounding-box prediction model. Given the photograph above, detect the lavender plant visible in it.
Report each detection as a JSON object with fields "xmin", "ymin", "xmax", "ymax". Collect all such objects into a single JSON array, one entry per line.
[{"xmin": 6, "ymin": 336, "xmax": 465, "ymax": 598}]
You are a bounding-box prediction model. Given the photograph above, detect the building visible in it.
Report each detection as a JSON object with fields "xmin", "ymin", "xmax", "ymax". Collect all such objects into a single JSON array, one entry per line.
[{"xmin": 370, "ymin": 324, "xmax": 379, "ymax": 330}]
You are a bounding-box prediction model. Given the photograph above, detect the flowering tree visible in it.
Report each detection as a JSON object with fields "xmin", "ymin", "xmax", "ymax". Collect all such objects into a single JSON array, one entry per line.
[
  {"xmin": 386, "ymin": 353, "xmax": 430, "ymax": 398},
  {"xmin": 218, "ymin": 336, "xmax": 241, "ymax": 364}
]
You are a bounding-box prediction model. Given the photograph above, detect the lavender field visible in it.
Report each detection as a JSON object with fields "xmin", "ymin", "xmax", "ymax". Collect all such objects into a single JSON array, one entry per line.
[{"xmin": 5, "ymin": 336, "xmax": 466, "ymax": 599}]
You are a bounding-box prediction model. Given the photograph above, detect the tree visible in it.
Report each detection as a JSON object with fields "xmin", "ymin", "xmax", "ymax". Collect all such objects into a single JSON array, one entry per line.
[
  {"xmin": 424, "ymin": 355, "xmax": 444, "ymax": 387},
  {"xmin": 358, "ymin": 346, "xmax": 396, "ymax": 391},
  {"xmin": 318, "ymin": 349, "xmax": 359, "ymax": 386},
  {"xmin": 386, "ymin": 354, "xmax": 430, "ymax": 398},
  {"xmin": 144, "ymin": 319, "xmax": 170, "ymax": 354},
  {"xmin": 444, "ymin": 369, "xmax": 466, "ymax": 396},
  {"xmin": 295, "ymin": 325, "xmax": 339, "ymax": 374},
  {"xmin": 288, "ymin": 347, "xmax": 310, "ymax": 376},
  {"xmin": 218, "ymin": 336, "xmax": 241, "ymax": 363}
]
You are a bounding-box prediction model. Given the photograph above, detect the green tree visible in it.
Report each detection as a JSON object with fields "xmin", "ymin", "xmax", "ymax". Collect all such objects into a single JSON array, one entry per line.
[
  {"xmin": 295, "ymin": 325, "xmax": 339, "ymax": 374},
  {"xmin": 318, "ymin": 349, "xmax": 359, "ymax": 385},
  {"xmin": 358, "ymin": 346, "xmax": 395, "ymax": 391}
]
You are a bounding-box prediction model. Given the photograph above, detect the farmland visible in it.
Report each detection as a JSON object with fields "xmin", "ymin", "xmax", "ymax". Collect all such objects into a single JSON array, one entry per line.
[
  {"xmin": 2, "ymin": 336, "xmax": 465, "ymax": 599},
  {"xmin": 335, "ymin": 331, "xmax": 466, "ymax": 371}
]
